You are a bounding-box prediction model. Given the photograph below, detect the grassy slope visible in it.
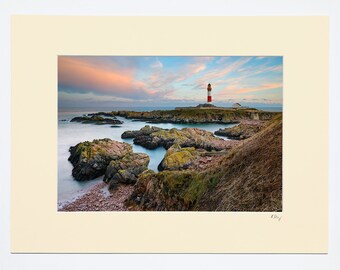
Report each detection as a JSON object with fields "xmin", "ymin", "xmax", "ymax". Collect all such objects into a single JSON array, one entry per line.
[
  {"xmin": 195, "ymin": 114, "xmax": 282, "ymax": 211},
  {"xmin": 129, "ymin": 114, "xmax": 282, "ymax": 211}
]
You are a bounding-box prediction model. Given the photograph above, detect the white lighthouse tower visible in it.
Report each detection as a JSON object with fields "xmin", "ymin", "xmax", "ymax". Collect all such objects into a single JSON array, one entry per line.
[{"xmin": 207, "ymin": 83, "xmax": 212, "ymax": 103}]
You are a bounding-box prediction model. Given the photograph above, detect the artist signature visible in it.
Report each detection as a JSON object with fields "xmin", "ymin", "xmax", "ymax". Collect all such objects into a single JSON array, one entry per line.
[{"xmin": 270, "ymin": 214, "xmax": 282, "ymax": 221}]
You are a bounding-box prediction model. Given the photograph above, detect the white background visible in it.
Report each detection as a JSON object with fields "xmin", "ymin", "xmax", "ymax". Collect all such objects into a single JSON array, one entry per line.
[{"xmin": 0, "ymin": 0, "xmax": 339, "ymax": 269}]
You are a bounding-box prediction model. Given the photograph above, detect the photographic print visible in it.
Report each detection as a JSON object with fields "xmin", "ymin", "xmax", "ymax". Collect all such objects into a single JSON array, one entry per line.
[
  {"xmin": 12, "ymin": 16, "xmax": 328, "ymax": 253},
  {"xmin": 58, "ymin": 56, "xmax": 283, "ymax": 212}
]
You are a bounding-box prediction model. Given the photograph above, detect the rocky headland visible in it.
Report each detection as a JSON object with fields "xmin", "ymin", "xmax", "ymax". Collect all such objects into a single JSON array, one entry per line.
[{"xmin": 90, "ymin": 107, "xmax": 277, "ymax": 124}]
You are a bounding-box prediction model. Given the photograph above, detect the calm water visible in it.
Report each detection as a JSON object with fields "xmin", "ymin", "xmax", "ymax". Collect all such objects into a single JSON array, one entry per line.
[{"xmin": 58, "ymin": 108, "xmax": 244, "ymax": 206}]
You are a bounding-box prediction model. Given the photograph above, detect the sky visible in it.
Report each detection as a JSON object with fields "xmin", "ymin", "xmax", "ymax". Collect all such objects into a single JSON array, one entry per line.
[{"xmin": 58, "ymin": 56, "xmax": 283, "ymax": 108}]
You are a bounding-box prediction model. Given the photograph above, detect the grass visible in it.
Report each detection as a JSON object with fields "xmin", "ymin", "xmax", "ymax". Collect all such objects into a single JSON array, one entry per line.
[
  {"xmin": 195, "ymin": 114, "xmax": 282, "ymax": 211},
  {"xmin": 130, "ymin": 114, "xmax": 282, "ymax": 211}
]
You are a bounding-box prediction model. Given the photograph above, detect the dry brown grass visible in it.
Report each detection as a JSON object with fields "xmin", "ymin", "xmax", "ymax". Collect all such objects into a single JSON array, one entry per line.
[{"xmin": 195, "ymin": 114, "xmax": 282, "ymax": 211}]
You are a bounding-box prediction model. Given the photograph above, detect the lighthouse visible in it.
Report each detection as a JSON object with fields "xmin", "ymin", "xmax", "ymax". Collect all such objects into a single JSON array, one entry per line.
[{"xmin": 207, "ymin": 83, "xmax": 212, "ymax": 103}]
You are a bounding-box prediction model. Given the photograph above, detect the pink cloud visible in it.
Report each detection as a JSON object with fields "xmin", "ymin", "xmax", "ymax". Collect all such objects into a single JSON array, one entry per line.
[
  {"xmin": 217, "ymin": 82, "xmax": 282, "ymax": 97},
  {"xmin": 58, "ymin": 57, "xmax": 154, "ymax": 100},
  {"xmin": 59, "ymin": 57, "xmax": 132, "ymax": 92}
]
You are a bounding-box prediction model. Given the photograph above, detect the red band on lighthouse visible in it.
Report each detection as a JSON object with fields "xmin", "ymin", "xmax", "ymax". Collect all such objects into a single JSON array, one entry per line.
[{"xmin": 207, "ymin": 95, "xmax": 212, "ymax": 102}]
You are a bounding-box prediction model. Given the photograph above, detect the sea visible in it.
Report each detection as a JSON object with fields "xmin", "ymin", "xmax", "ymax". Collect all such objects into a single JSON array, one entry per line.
[{"xmin": 58, "ymin": 106, "xmax": 282, "ymax": 207}]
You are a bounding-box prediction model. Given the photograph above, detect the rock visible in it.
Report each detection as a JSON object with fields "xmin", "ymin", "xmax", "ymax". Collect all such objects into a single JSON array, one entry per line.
[
  {"xmin": 103, "ymin": 153, "xmax": 150, "ymax": 189},
  {"xmin": 121, "ymin": 125, "xmax": 163, "ymax": 139},
  {"xmin": 108, "ymin": 170, "xmax": 137, "ymax": 190},
  {"xmin": 68, "ymin": 138, "xmax": 132, "ymax": 181},
  {"xmin": 130, "ymin": 126, "xmax": 239, "ymax": 151},
  {"xmin": 127, "ymin": 170, "xmax": 201, "ymax": 211},
  {"xmin": 214, "ymin": 122, "xmax": 264, "ymax": 140},
  {"xmin": 133, "ymin": 135, "xmax": 164, "ymax": 149},
  {"xmin": 70, "ymin": 115, "xmax": 123, "ymax": 125},
  {"xmin": 158, "ymin": 144, "xmax": 228, "ymax": 172},
  {"xmin": 88, "ymin": 112, "xmax": 117, "ymax": 117},
  {"xmin": 158, "ymin": 144, "xmax": 199, "ymax": 171}
]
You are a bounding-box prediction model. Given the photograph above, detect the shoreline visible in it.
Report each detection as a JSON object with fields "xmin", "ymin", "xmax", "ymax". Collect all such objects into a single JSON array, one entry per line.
[
  {"xmin": 59, "ymin": 182, "xmax": 134, "ymax": 211},
  {"xmin": 59, "ymin": 108, "xmax": 282, "ymax": 211}
]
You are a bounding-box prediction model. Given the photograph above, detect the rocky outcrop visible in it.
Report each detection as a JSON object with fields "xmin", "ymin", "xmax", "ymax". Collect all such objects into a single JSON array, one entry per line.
[
  {"xmin": 68, "ymin": 139, "xmax": 133, "ymax": 181},
  {"xmin": 158, "ymin": 144, "xmax": 201, "ymax": 171},
  {"xmin": 121, "ymin": 125, "xmax": 163, "ymax": 139},
  {"xmin": 214, "ymin": 122, "xmax": 265, "ymax": 140},
  {"xmin": 88, "ymin": 112, "xmax": 117, "ymax": 117},
  {"xmin": 127, "ymin": 170, "xmax": 200, "ymax": 211},
  {"xmin": 103, "ymin": 153, "xmax": 149, "ymax": 190},
  {"xmin": 70, "ymin": 115, "xmax": 123, "ymax": 125},
  {"xmin": 158, "ymin": 144, "xmax": 227, "ymax": 171},
  {"xmin": 130, "ymin": 126, "xmax": 239, "ymax": 151}
]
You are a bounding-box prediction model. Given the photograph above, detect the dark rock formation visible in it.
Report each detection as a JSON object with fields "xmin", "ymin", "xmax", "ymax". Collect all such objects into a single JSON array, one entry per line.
[
  {"xmin": 133, "ymin": 135, "xmax": 164, "ymax": 149},
  {"xmin": 88, "ymin": 112, "xmax": 117, "ymax": 117},
  {"xmin": 214, "ymin": 122, "xmax": 265, "ymax": 140},
  {"xmin": 103, "ymin": 153, "xmax": 149, "ymax": 190},
  {"xmin": 70, "ymin": 115, "xmax": 123, "ymax": 125},
  {"xmin": 121, "ymin": 125, "xmax": 163, "ymax": 139},
  {"xmin": 68, "ymin": 138, "xmax": 132, "ymax": 181},
  {"xmin": 127, "ymin": 126, "xmax": 239, "ymax": 151}
]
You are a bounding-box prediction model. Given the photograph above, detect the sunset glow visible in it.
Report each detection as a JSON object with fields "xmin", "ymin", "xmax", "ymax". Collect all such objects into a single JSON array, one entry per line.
[{"xmin": 58, "ymin": 56, "xmax": 283, "ymax": 108}]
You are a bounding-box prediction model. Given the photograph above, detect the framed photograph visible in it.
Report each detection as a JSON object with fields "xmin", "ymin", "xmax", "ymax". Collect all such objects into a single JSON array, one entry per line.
[
  {"xmin": 11, "ymin": 16, "xmax": 328, "ymax": 253},
  {"xmin": 57, "ymin": 55, "xmax": 283, "ymax": 213}
]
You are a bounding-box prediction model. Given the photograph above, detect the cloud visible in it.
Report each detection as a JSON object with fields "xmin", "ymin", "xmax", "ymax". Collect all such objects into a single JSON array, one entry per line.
[
  {"xmin": 141, "ymin": 57, "xmax": 214, "ymax": 100},
  {"xmin": 192, "ymin": 57, "xmax": 253, "ymax": 89},
  {"xmin": 150, "ymin": 59, "xmax": 163, "ymax": 69},
  {"xmin": 174, "ymin": 57, "xmax": 213, "ymax": 82},
  {"xmin": 218, "ymin": 82, "xmax": 282, "ymax": 97},
  {"xmin": 58, "ymin": 56, "xmax": 154, "ymax": 100},
  {"xmin": 59, "ymin": 91, "xmax": 135, "ymax": 103}
]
